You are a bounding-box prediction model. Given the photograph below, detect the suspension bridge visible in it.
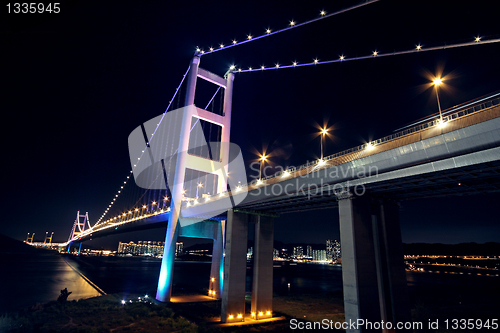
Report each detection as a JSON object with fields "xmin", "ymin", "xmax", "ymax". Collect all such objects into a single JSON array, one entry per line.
[{"xmin": 34, "ymin": 1, "xmax": 500, "ymax": 331}]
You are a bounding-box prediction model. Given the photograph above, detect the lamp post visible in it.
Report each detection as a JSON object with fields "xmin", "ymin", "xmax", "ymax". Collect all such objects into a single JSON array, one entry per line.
[
  {"xmin": 433, "ymin": 77, "xmax": 444, "ymax": 125},
  {"xmin": 320, "ymin": 128, "xmax": 328, "ymax": 160},
  {"xmin": 196, "ymin": 183, "xmax": 203, "ymax": 198},
  {"xmin": 259, "ymin": 154, "xmax": 268, "ymax": 180}
]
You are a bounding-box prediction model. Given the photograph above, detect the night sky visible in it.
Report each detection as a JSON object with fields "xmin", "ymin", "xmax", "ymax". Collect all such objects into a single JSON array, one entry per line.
[{"xmin": 3, "ymin": 0, "xmax": 500, "ymax": 249}]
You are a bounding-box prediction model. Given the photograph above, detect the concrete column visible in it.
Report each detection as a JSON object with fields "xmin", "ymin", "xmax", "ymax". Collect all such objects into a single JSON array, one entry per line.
[
  {"xmin": 184, "ymin": 56, "xmax": 200, "ymax": 106},
  {"xmin": 221, "ymin": 210, "xmax": 248, "ymax": 323},
  {"xmin": 219, "ymin": 72, "xmax": 234, "ymax": 193},
  {"xmin": 209, "ymin": 220, "xmax": 225, "ymax": 299},
  {"xmin": 156, "ymin": 220, "xmax": 180, "ymax": 302},
  {"xmin": 339, "ymin": 194, "xmax": 411, "ymax": 332},
  {"xmin": 251, "ymin": 215, "xmax": 274, "ymax": 320},
  {"xmin": 376, "ymin": 200, "xmax": 412, "ymax": 326},
  {"xmin": 338, "ymin": 195, "xmax": 381, "ymax": 333}
]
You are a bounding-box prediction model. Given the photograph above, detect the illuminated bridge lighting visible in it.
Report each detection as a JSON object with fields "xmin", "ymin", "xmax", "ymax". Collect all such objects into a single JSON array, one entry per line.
[
  {"xmin": 234, "ymin": 37, "xmax": 500, "ymax": 73},
  {"xmin": 196, "ymin": 1, "xmax": 380, "ymax": 56}
]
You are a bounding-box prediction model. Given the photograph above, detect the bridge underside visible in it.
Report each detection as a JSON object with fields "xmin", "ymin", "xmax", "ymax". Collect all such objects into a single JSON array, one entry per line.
[{"xmin": 240, "ymin": 158, "xmax": 500, "ymax": 214}]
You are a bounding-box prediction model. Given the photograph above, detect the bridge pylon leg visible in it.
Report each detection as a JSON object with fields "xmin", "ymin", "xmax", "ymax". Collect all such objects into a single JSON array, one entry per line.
[
  {"xmin": 156, "ymin": 219, "xmax": 180, "ymax": 302},
  {"xmin": 338, "ymin": 194, "xmax": 411, "ymax": 333},
  {"xmin": 209, "ymin": 220, "xmax": 225, "ymax": 299},
  {"xmin": 221, "ymin": 209, "xmax": 248, "ymax": 323},
  {"xmin": 251, "ymin": 215, "xmax": 274, "ymax": 320}
]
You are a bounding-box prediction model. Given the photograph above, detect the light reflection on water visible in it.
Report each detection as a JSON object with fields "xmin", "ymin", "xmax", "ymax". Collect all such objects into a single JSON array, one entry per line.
[
  {"xmin": 0, "ymin": 252, "xmax": 101, "ymax": 313},
  {"xmin": 3, "ymin": 253, "xmax": 498, "ymax": 314}
]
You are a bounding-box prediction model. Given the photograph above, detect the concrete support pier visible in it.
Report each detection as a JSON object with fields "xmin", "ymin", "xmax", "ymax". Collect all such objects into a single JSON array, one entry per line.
[
  {"xmin": 156, "ymin": 220, "xmax": 180, "ymax": 302},
  {"xmin": 251, "ymin": 215, "xmax": 274, "ymax": 320},
  {"xmin": 209, "ymin": 220, "xmax": 225, "ymax": 299},
  {"xmin": 221, "ymin": 209, "xmax": 248, "ymax": 322},
  {"xmin": 338, "ymin": 194, "xmax": 410, "ymax": 333}
]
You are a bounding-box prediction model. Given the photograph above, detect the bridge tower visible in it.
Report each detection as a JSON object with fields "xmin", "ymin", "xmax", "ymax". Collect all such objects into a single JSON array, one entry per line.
[
  {"xmin": 26, "ymin": 233, "xmax": 34, "ymax": 243},
  {"xmin": 44, "ymin": 231, "xmax": 54, "ymax": 244},
  {"xmin": 156, "ymin": 55, "xmax": 234, "ymax": 302},
  {"xmin": 67, "ymin": 211, "xmax": 90, "ymax": 253}
]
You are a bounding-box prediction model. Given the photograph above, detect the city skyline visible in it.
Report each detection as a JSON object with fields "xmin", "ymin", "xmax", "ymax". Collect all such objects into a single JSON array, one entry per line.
[{"xmin": 3, "ymin": 0, "xmax": 500, "ymax": 247}]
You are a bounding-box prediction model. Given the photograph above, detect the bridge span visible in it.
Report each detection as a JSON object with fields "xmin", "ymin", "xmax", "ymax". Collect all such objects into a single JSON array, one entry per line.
[{"xmin": 66, "ymin": 89, "xmax": 500, "ymax": 329}]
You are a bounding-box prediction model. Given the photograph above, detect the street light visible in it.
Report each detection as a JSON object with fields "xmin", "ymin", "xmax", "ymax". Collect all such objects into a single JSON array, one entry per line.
[
  {"xmin": 259, "ymin": 154, "xmax": 268, "ymax": 180},
  {"xmin": 196, "ymin": 183, "xmax": 203, "ymax": 198},
  {"xmin": 320, "ymin": 128, "xmax": 328, "ymax": 160},
  {"xmin": 432, "ymin": 77, "xmax": 445, "ymax": 126}
]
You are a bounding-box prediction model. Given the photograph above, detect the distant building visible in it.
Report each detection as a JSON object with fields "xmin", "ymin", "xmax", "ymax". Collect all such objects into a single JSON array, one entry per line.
[
  {"xmin": 326, "ymin": 239, "xmax": 341, "ymax": 261},
  {"xmin": 333, "ymin": 240, "xmax": 341, "ymax": 260},
  {"xmin": 273, "ymin": 248, "xmax": 279, "ymax": 259},
  {"xmin": 313, "ymin": 249, "xmax": 327, "ymax": 261},
  {"xmin": 117, "ymin": 241, "xmax": 183, "ymax": 257},
  {"xmin": 293, "ymin": 246, "xmax": 303, "ymax": 258},
  {"xmin": 326, "ymin": 239, "xmax": 334, "ymax": 261},
  {"xmin": 176, "ymin": 242, "xmax": 183, "ymax": 256},
  {"xmin": 247, "ymin": 246, "xmax": 253, "ymax": 259},
  {"xmin": 306, "ymin": 245, "xmax": 312, "ymax": 258}
]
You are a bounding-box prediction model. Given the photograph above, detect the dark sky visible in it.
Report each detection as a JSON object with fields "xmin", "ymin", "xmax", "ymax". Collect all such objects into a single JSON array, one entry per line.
[{"xmin": 3, "ymin": 0, "xmax": 500, "ymax": 248}]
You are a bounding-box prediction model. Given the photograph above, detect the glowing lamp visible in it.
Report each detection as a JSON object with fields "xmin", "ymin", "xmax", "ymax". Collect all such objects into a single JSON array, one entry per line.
[{"xmin": 433, "ymin": 78, "xmax": 442, "ymax": 86}]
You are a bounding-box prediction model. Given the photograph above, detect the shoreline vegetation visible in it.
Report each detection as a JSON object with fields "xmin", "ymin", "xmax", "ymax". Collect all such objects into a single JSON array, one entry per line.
[
  {"xmin": 0, "ymin": 292, "xmax": 345, "ymax": 333},
  {"xmin": 2, "ymin": 287, "xmax": 500, "ymax": 333}
]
